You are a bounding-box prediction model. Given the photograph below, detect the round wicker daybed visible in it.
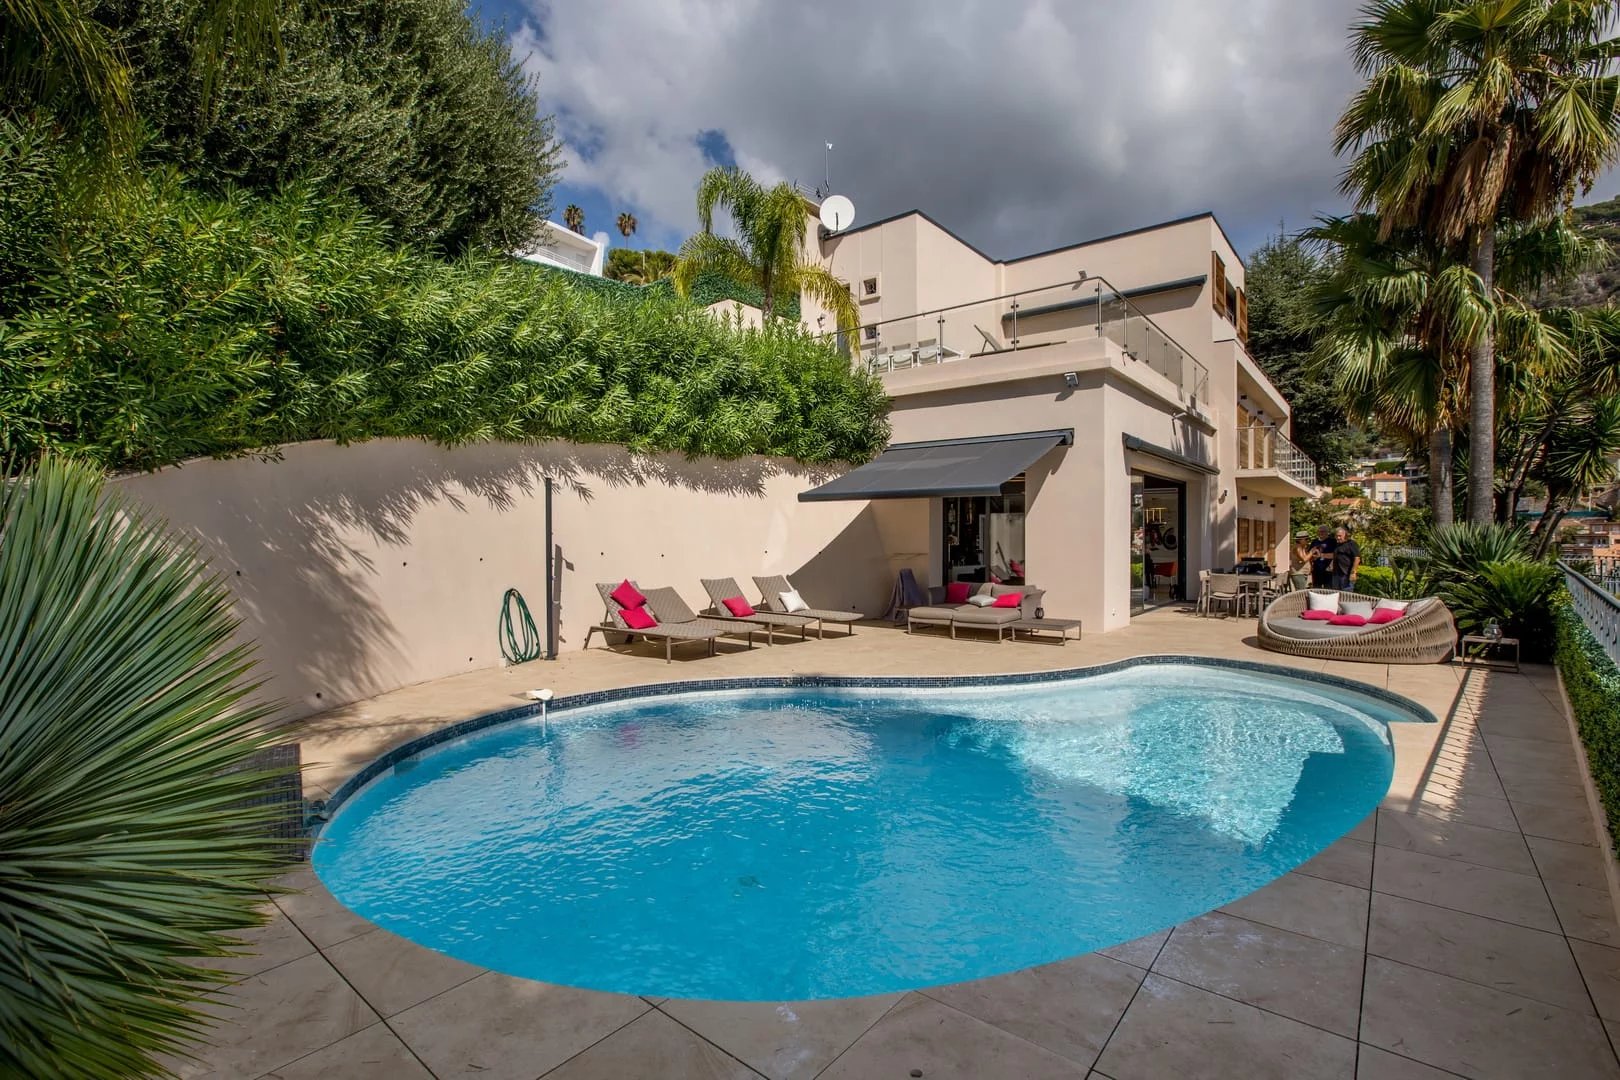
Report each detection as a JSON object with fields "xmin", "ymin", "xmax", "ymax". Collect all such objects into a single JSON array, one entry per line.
[{"xmin": 1257, "ymin": 589, "xmax": 1457, "ymax": 664}]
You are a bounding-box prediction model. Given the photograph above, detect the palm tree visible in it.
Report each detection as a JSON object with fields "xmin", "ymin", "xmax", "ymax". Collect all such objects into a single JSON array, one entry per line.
[
  {"xmin": 1334, "ymin": 0, "xmax": 1620, "ymax": 526},
  {"xmin": 4, "ymin": 0, "xmax": 279, "ymax": 154},
  {"xmin": 563, "ymin": 203, "xmax": 584, "ymax": 233},
  {"xmin": 674, "ymin": 166, "xmax": 859, "ymax": 335},
  {"xmin": 616, "ymin": 211, "xmax": 637, "ymax": 241}
]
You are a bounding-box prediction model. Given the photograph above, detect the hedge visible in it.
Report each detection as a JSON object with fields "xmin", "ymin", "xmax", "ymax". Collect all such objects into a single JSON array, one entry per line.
[
  {"xmin": 0, "ymin": 120, "xmax": 888, "ymax": 471},
  {"xmin": 1553, "ymin": 594, "xmax": 1620, "ymax": 850}
]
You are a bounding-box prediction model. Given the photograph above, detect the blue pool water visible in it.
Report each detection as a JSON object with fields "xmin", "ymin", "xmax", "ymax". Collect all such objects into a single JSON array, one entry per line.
[{"xmin": 314, "ymin": 664, "xmax": 1414, "ymax": 1000}]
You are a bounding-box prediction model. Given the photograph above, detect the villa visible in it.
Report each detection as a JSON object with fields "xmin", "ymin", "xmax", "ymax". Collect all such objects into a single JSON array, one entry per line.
[{"xmin": 796, "ymin": 207, "xmax": 1317, "ymax": 633}]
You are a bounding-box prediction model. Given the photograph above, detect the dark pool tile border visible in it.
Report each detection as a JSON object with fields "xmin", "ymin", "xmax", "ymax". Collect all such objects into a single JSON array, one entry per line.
[{"xmin": 309, "ymin": 654, "xmax": 1438, "ymax": 833}]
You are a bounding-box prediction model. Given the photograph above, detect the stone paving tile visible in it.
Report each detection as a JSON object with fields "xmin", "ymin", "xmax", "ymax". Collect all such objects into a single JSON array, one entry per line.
[
  {"xmin": 1499, "ymin": 774, "xmax": 1593, "ymax": 812},
  {"xmin": 923, "ymin": 952, "xmax": 1144, "ymax": 1070},
  {"xmin": 1096, "ymin": 928, "xmax": 1170, "ymax": 969},
  {"xmin": 1519, "ymin": 801, "xmax": 1602, "ymax": 847},
  {"xmin": 1370, "ymin": 847, "xmax": 1560, "ymax": 933},
  {"xmin": 1400, "ymin": 790, "xmax": 1522, "ymax": 835},
  {"xmin": 259, "ymin": 1022, "xmax": 432, "ymax": 1079},
  {"xmin": 202, "ymin": 907, "xmax": 316, "ymax": 979},
  {"xmin": 818, "ymin": 993, "xmax": 1087, "ymax": 1080},
  {"xmin": 1094, "ymin": 973, "xmax": 1356, "ymax": 1080},
  {"xmin": 1296, "ymin": 837, "xmax": 1374, "ymax": 889},
  {"xmin": 1354, "ymin": 1044, "xmax": 1472, "ymax": 1080},
  {"xmin": 1482, "ymin": 730, "xmax": 1585, "ymax": 770},
  {"xmin": 1152, "ymin": 912, "xmax": 1363, "ymax": 1037},
  {"xmin": 1571, "ymin": 938, "xmax": 1620, "ymax": 1023},
  {"xmin": 165, "ymin": 952, "xmax": 378, "ymax": 1079},
  {"xmin": 1547, "ymin": 877, "xmax": 1620, "ymax": 947},
  {"xmin": 1374, "ymin": 808, "xmax": 1536, "ymax": 874},
  {"xmin": 659, "ymin": 993, "xmax": 904, "ymax": 1080},
  {"xmin": 271, "ymin": 868, "xmax": 376, "ymax": 949},
  {"xmin": 389, "ymin": 971, "xmax": 649, "ymax": 1080},
  {"xmin": 1359, "ymin": 956, "xmax": 1619, "ymax": 1080},
  {"xmin": 544, "ymin": 1010, "xmax": 760, "ymax": 1080},
  {"xmin": 1528, "ymin": 834, "xmax": 1614, "ymax": 890},
  {"xmin": 321, "ymin": 926, "xmax": 486, "ymax": 1018},
  {"xmin": 1347, "ymin": 812, "xmax": 1378, "ymax": 843},
  {"xmin": 1218, "ymin": 871, "xmax": 1369, "ymax": 950},
  {"xmin": 1366, "ymin": 892, "xmax": 1592, "ymax": 1013}
]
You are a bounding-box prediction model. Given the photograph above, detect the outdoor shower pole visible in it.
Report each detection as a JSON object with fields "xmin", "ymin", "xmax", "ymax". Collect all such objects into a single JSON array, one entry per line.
[{"xmin": 543, "ymin": 476, "xmax": 556, "ymax": 660}]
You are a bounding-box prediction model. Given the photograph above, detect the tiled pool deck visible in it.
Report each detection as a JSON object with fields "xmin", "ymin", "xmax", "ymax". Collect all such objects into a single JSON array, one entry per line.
[{"xmin": 177, "ymin": 608, "xmax": 1620, "ymax": 1079}]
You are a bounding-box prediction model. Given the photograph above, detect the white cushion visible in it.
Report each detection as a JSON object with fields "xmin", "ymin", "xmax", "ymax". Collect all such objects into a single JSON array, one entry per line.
[
  {"xmin": 1341, "ymin": 600, "xmax": 1375, "ymax": 618},
  {"xmin": 1306, "ymin": 590, "xmax": 1339, "ymax": 612},
  {"xmin": 779, "ymin": 589, "xmax": 809, "ymax": 614},
  {"xmin": 966, "ymin": 594, "xmax": 996, "ymax": 607},
  {"xmin": 1374, "ymin": 598, "xmax": 1410, "ymax": 612}
]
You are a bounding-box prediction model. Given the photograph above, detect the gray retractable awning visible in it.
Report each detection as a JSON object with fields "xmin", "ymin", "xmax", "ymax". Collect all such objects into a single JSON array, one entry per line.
[
  {"xmin": 799, "ymin": 429, "xmax": 1072, "ymax": 502},
  {"xmin": 1122, "ymin": 434, "xmax": 1218, "ymax": 475}
]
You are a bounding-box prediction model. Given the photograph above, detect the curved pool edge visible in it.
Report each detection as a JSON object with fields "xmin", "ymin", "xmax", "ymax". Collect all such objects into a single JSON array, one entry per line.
[{"xmin": 308, "ymin": 653, "xmax": 1439, "ymax": 834}]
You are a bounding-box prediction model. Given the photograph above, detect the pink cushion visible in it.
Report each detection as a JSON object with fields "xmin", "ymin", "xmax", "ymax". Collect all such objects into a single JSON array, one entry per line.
[
  {"xmin": 1299, "ymin": 609, "xmax": 1335, "ymax": 621},
  {"xmin": 992, "ymin": 592, "xmax": 1022, "ymax": 609},
  {"xmin": 945, "ymin": 582, "xmax": 972, "ymax": 604},
  {"xmin": 610, "ymin": 579, "xmax": 646, "ymax": 609},
  {"xmin": 721, "ymin": 596, "xmax": 755, "ymax": 617},
  {"xmin": 1368, "ymin": 608, "xmax": 1404, "ymax": 625},
  {"xmin": 620, "ymin": 605, "xmax": 657, "ymax": 630},
  {"xmin": 1328, "ymin": 613, "xmax": 1368, "ymax": 626}
]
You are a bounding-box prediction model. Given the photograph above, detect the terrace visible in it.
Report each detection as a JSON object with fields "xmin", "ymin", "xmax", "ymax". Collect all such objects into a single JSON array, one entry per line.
[{"xmin": 172, "ymin": 609, "xmax": 1620, "ymax": 1080}]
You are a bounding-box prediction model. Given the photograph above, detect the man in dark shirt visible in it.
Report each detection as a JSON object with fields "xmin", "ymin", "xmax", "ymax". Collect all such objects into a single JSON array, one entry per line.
[
  {"xmin": 1307, "ymin": 525, "xmax": 1337, "ymax": 588},
  {"xmin": 1333, "ymin": 525, "xmax": 1361, "ymax": 590}
]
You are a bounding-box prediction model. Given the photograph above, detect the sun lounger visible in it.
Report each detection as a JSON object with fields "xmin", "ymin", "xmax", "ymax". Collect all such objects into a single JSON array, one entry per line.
[
  {"xmin": 700, "ymin": 577, "xmax": 822, "ymax": 642},
  {"xmin": 639, "ymin": 587, "xmax": 762, "ymax": 649},
  {"xmin": 584, "ymin": 581, "xmax": 723, "ymax": 663},
  {"xmin": 751, "ymin": 574, "xmax": 861, "ymax": 636}
]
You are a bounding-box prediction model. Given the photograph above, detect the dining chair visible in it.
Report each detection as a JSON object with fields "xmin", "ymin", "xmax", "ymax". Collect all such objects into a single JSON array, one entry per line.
[{"xmin": 1205, "ymin": 573, "xmax": 1242, "ymax": 618}]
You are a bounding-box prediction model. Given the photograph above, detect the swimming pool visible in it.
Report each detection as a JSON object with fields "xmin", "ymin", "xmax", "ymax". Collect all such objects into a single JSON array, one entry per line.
[{"xmin": 313, "ymin": 660, "xmax": 1425, "ymax": 1000}]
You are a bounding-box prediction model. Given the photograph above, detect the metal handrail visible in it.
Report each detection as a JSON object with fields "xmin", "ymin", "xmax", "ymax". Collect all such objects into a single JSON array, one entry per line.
[
  {"xmin": 1561, "ymin": 560, "xmax": 1620, "ymax": 669},
  {"xmin": 830, "ymin": 272, "xmax": 1210, "ymax": 405},
  {"xmin": 1236, "ymin": 423, "xmax": 1317, "ymax": 490}
]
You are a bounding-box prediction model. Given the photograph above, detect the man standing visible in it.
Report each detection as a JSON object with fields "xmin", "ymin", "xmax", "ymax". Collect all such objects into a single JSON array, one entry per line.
[
  {"xmin": 1333, "ymin": 525, "xmax": 1361, "ymax": 591},
  {"xmin": 1307, "ymin": 525, "xmax": 1337, "ymax": 589}
]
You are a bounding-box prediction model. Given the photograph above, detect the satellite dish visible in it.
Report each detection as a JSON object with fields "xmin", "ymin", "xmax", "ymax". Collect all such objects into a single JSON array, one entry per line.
[{"xmin": 819, "ymin": 194, "xmax": 855, "ymax": 233}]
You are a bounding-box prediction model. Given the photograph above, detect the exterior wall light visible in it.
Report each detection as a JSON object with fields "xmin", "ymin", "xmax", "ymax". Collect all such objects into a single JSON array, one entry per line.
[{"xmin": 1063, "ymin": 372, "xmax": 1080, "ymax": 388}]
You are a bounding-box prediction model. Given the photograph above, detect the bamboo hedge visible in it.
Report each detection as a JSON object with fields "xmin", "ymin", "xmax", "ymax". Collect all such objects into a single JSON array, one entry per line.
[{"xmin": 0, "ymin": 119, "xmax": 889, "ymax": 472}]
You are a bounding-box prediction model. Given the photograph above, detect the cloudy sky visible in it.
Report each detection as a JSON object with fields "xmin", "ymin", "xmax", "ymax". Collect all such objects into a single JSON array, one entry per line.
[{"xmin": 478, "ymin": 0, "xmax": 1619, "ymax": 262}]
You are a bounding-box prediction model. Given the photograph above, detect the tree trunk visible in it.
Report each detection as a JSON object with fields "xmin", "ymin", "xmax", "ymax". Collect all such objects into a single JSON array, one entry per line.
[
  {"xmin": 1531, "ymin": 502, "xmax": 1567, "ymax": 560},
  {"xmin": 1467, "ymin": 225, "xmax": 1496, "ymax": 526},
  {"xmin": 760, "ymin": 267, "xmax": 774, "ymax": 322},
  {"xmin": 1429, "ymin": 427, "xmax": 1454, "ymax": 527}
]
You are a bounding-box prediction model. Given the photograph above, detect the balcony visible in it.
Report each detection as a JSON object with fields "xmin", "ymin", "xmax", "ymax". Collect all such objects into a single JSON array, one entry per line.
[
  {"xmin": 834, "ymin": 275, "xmax": 1210, "ymax": 408},
  {"xmin": 1235, "ymin": 423, "xmax": 1317, "ymax": 498}
]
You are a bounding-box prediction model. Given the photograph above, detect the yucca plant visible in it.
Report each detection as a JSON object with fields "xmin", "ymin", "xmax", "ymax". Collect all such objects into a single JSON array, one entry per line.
[
  {"xmin": 1445, "ymin": 559, "xmax": 1564, "ymax": 641},
  {"xmin": 0, "ymin": 456, "xmax": 295, "ymax": 1077},
  {"xmin": 1421, "ymin": 521, "xmax": 1534, "ymax": 582}
]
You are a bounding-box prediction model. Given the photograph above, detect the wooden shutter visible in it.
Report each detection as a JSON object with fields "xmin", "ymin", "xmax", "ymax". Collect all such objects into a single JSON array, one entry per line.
[
  {"xmin": 1236, "ymin": 287, "xmax": 1249, "ymax": 343},
  {"xmin": 1212, "ymin": 252, "xmax": 1228, "ymax": 317}
]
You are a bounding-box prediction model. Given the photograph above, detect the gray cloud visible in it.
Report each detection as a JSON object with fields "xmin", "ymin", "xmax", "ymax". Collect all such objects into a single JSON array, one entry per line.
[{"xmin": 514, "ymin": 1, "xmax": 1598, "ymax": 260}]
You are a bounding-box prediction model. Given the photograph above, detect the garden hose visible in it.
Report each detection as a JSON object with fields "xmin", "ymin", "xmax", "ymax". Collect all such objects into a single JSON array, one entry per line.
[{"xmin": 500, "ymin": 588, "xmax": 542, "ymax": 664}]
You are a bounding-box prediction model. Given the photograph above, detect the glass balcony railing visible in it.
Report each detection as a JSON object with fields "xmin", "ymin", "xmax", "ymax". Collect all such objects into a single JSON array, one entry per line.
[
  {"xmin": 826, "ymin": 274, "xmax": 1210, "ymax": 408},
  {"xmin": 1236, "ymin": 423, "xmax": 1317, "ymax": 490}
]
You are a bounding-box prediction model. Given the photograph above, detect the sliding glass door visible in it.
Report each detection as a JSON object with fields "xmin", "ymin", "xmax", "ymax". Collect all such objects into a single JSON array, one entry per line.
[
  {"xmin": 942, "ymin": 479, "xmax": 1027, "ymax": 585},
  {"xmin": 1130, "ymin": 473, "xmax": 1185, "ymax": 615}
]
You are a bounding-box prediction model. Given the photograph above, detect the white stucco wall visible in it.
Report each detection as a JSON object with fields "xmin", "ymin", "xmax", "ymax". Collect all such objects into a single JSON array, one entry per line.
[{"xmin": 117, "ymin": 439, "xmax": 894, "ymax": 721}]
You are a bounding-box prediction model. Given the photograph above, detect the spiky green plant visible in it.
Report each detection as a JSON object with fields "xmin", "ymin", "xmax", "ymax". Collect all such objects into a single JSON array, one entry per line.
[
  {"xmin": 0, "ymin": 455, "xmax": 294, "ymax": 1077},
  {"xmin": 1446, "ymin": 558, "xmax": 1563, "ymax": 638}
]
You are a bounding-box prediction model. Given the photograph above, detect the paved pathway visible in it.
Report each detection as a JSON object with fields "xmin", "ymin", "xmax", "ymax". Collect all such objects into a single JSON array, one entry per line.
[{"xmin": 170, "ymin": 609, "xmax": 1620, "ymax": 1079}]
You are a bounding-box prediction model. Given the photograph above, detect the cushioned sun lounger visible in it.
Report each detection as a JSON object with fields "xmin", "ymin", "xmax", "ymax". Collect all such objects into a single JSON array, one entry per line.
[
  {"xmin": 752, "ymin": 574, "xmax": 860, "ymax": 637},
  {"xmin": 640, "ymin": 587, "xmax": 761, "ymax": 649},
  {"xmin": 584, "ymin": 580, "xmax": 723, "ymax": 663},
  {"xmin": 700, "ymin": 577, "xmax": 821, "ymax": 642}
]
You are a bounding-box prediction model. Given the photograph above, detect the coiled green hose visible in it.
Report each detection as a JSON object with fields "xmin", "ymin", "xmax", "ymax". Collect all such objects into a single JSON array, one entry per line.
[{"xmin": 500, "ymin": 587, "xmax": 542, "ymax": 664}]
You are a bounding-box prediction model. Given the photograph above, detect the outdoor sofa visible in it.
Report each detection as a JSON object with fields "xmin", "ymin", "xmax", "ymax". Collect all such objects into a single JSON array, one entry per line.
[
  {"xmin": 752, "ymin": 574, "xmax": 862, "ymax": 636},
  {"xmin": 906, "ymin": 582, "xmax": 1045, "ymax": 642},
  {"xmin": 1257, "ymin": 589, "xmax": 1456, "ymax": 664}
]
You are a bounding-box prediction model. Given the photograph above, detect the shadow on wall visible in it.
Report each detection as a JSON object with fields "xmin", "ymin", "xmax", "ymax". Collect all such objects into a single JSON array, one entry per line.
[{"xmin": 116, "ymin": 439, "xmax": 855, "ymax": 722}]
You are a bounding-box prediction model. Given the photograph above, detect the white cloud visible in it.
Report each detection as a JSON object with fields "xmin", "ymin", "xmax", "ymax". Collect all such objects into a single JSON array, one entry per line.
[{"xmin": 509, "ymin": 0, "xmax": 1463, "ymax": 258}]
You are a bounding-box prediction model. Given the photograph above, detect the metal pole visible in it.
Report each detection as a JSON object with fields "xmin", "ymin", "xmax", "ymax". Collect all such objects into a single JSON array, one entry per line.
[{"xmin": 543, "ymin": 476, "xmax": 556, "ymax": 660}]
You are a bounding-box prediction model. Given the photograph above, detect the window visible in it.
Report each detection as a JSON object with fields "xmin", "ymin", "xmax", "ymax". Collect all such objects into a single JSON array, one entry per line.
[
  {"xmin": 861, "ymin": 276, "xmax": 880, "ymax": 299},
  {"xmin": 1211, "ymin": 252, "xmax": 1228, "ymax": 317},
  {"xmin": 1236, "ymin": 288, "xmax": 1249, "ymax": 343},
  {"xmin": 863, "ymin": 325, "xmax": 878, "ymax": 342}
]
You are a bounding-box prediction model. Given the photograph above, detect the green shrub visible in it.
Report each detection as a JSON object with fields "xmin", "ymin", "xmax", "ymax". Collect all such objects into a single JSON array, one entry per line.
[
  {"xmin": 0, "ymin": 120, "xmax": 891, "ymax": 470},
  {"xmin": 1423, "ymin": 522, "xmax": 1534, "ymax": 581},
  {"xmin": 0, "ymin": 455, "xmax": 295, "ymax": 1075},
  {"xmin": 1446, "ymin": 560, "xmax": 1563, "ymax": 646},
  {"xmin": 1554, "ymin": 594, "xmax": 1620, "ymax": 849}
]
